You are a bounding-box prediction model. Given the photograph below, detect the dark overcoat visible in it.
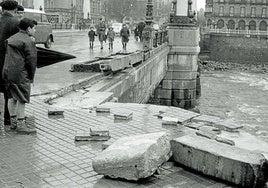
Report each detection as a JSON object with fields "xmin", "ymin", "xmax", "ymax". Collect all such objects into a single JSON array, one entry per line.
[
  {"xmin": 2, "ymin": 31, "xmax": 37, "ymax": 103},
  {"xmin": 0, "ymin": 12, "xmax": 19, "ymax": 92}
]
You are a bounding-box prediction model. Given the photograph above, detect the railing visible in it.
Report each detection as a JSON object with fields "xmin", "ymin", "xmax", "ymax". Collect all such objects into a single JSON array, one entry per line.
[
  {"xmin": 52, "ymin": 23, "xmax": 77, "ymax": 30},
  {"xmin": 153, "ymin": 30, "xmax": 168, "ymax": 48},
  {"xmin": 206, "ymin": 28, "xmax": 268, "ymax": 36}
]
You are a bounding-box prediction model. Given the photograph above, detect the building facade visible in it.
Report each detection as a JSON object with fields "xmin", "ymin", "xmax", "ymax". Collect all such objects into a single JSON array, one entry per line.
[
  {"xmin": 44, "ymin": 0, "xmax": 84, "ymax": 24},
  {"xmin": 205, "ymin": 0, "xmax": 268, "ymax": 31},
  {"xmin": 90, "ymin": 0, "xmax": 101, "ymax": 24}
]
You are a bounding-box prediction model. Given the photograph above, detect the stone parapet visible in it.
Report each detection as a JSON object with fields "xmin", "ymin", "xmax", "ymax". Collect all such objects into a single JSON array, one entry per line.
[{"xmin": 171, "ymin": 135, "xmax": 268, "ymax": 188}]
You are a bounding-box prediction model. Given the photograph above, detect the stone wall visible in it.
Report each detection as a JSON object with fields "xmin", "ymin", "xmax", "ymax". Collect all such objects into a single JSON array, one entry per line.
[
  {"xmin": 201, "ymin": 34, "xmax": 268, "ymax": 64},
  {"xmin": 107, "ymin": 45, "xmax": 169, "ymax": 104}
]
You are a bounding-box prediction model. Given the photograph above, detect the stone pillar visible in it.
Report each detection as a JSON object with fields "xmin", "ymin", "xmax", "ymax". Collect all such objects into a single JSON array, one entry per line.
[{"xmin": 160, "ymin": 0, "xmax": 200, "ymax": 109}]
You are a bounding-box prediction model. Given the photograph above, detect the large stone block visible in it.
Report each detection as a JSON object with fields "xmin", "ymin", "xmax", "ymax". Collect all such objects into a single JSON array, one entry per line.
[
  {"xmin": 92, "ymin": 132, "xmax": 172, "ymax": 181},
  {"xmin": 171, "ymin": 135, "xmax": 268, "ymax": 188}
]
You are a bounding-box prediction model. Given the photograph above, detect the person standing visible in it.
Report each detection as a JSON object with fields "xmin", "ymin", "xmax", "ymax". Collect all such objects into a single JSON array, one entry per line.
[
  {"xmin": 88, "ymin": 26, "xmax": 97, "ymax": 49},
  {"xmin": 97, "ymin": 18, "xmax": 106, "ymax": 50},
  {"xmin": 0, "ymin": 0, "xmax": 20, "ymax": 129},
  {"xmin": 2, "ymin": 18, "xmax": 38, "ymax": 134},
  {"xmin": 107, "ymin": 26, "xmax": 115, "ymax": 50},
  {"xmin": 120, "ymin": 24, "xmax": 130, "ymax": 51}
]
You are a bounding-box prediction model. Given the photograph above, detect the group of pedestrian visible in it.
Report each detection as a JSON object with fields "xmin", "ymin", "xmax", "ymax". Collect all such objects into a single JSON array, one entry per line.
[
  {"xmin": 0, "ymin": 0, "xmax": 37, "ymax": 134},
  {"xmin": 88, "ymin": 18, "xmax": 130, "ymax": 51}
]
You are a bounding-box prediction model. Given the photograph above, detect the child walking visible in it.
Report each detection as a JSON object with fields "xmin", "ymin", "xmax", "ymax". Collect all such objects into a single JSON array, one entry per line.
[
  {"xmin": 107, "ymin": 26, "xmax": 115, "ymax": 50},
  {"xmin": 2, "ymin": 18, "xmax": 37, "ymax": 134},
  {"xmin": 120, "ymin": 24, "xmax": 130, "ymax": 51},
  {"xmin": 88, "ymin": 26, "xmax": 97, "ymax": 49}
]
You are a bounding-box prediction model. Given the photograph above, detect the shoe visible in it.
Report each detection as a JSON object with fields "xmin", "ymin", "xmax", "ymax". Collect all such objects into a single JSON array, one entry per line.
[
  {"xmin": 16, "ymin": 119, "xmax": 36, "ymax": 134},
  {"xmin": 101, "ymin": 47, "xmax": 103, "ymax": 50},
  {"xmin": 10, "ymin": 116, "xmax": 17, "ymax": 130}
]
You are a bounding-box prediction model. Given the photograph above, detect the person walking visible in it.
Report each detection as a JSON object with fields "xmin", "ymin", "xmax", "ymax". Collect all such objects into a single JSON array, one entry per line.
[
  {"xmin": 0, "ymin": 0, "xmax": 21, "ymax": 129},
  {"xmin": 107, "ymin": 26, "xmax": 115, "ymax": 50},
  {"xmin": 88, "ymin": 26, "xmax": 97, "ymax": 49},
  {"xmin": 2, "ymin": 18, "xmax": 38, "ymax": 134},
  {"xmin": 97, "ymin": 18, "xmax": 106, "ymax": 50},
  {"xmin": 120, "ymin": 24, "xmax": 130, "ymax": 51}
]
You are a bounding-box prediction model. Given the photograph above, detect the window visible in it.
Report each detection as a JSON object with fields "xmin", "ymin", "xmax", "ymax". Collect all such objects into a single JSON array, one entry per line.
[
  {"xmin": 219, "ymin": 0, "xmax": 224, "ymax": 2},
  {"xmin": 251, "ymin": 7, "xmax": 256, "ymax": 17},
  {"xmin": 219, "ymin": 6, "xmax": 224, "ymax": 16},
  {"xmin": 230, "ymin": 6, "xmax": 234, "ymax": 16},
  {"xmin": 240, "ymin": 7, "xmax": 245, "ymax": 17},
  {"xmin": 262, "ymin": 8, "xmax": 267, "ymax": 17}
]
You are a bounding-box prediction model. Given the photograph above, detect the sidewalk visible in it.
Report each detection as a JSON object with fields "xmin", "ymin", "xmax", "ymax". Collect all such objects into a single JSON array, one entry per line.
[{"xmin": 0, "ymin": 99, "xmax": 233, "ymax": 188}]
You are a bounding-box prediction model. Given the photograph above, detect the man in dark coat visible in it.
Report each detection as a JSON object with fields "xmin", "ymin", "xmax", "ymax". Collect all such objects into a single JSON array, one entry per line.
[{"xmin": 0, "ymin": 0, "xmax": 20, "ymax": 127}]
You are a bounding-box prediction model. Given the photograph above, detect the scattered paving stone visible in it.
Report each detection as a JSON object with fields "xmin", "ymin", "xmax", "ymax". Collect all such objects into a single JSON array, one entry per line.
[
  {"xmin": 192, "ymin": 115, "xmax": 222, "ymax": 125},
  {"xmin": 185, "ymin": 122, "xmax": 205, "ymax": 130},
  {"xmin": 171, "ymin": 135, "xmax": 268, "ymax": 188},
  {"xmin": 95, "ymin": 105, "xmax": 111, "ymax": 113},
  {"xmin": 114, "ymin": 112, "xmax": 133, "ymax": 120},
  {"xmin": 215, "ymin": 136, "xmax": 235, "ymax": 146},
  {"xmin": 198, "ymin": 125, "xmax": 221, "ymax": 133},
  {"xmin": 214, "ymin": 120, "xmax": 243, "ymax": 132},
  {"xmin": 196, "ymin": 130, "xmax": 217, "ymax": 139},
  {"xmin": 162, "ymin": 116, "xmax": 179, "ymax": 126},
  {"xmin": 92, "ymin": 132, "xmax": 172, "ymax": 181},
  {"xmin": 48, "ymin": 108, "xmax": 64, "ymax": 115}
]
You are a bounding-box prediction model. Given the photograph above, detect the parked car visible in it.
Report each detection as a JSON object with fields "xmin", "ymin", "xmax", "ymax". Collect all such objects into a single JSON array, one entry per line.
[
  {"xmin": 112, "ymin": 22, "xmax": 123, "ymax": 35},
  {"xmin": 17, "ymin": 8, "xmax": 54, "ymax": 48}
]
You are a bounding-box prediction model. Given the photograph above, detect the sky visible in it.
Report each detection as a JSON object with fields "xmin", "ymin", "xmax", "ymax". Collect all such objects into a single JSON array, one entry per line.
[{"xmin": 197, "ymin": 0, "xmax": 206, "ymax": 10}]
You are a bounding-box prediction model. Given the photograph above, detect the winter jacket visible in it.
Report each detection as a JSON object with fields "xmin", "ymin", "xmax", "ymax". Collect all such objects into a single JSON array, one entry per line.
[
  {"xmin": 88, "ymin": 30, "xmax": 96, "ymax": 41},
  {"xmin": 107, "ymin": 30, "xmax": 115, "ymax": 42},
  {"xmin": 2, "ymin": 31, "xmax": 37, "ymax": 103},
  {"xmin": 0, "ymin": 12, "xmax": 19, "ymax": 92}
]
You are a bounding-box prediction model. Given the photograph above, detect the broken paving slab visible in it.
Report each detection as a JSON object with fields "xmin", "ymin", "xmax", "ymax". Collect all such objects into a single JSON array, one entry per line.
[
  {"xmin": 215, "ymin": 135, "xmax": 235, "ymax": 146},
  {"xmin": 214, "ymin": 120, "xmax": 243, "ymax": 132},
  {"xmin": 162, "ymin": 116, "xmax": 179, "ymax": 126},
  {"xmin": 92, "ymin": 132, "xmax": 172, "ymax": 181},
  {"xmin": 171, "ymin": 134, "xmax": 268, "ymax": 188},
  {"xmin": 114, "ymin": 111, "xmax": 133, "ymax": 120},
  {"xmin": 48, "ymin": 108, "xmax": 64, "ymax": 115},
  {"xmin": 192, "ymin": 115, "xmax": 222, "ymax": 125}
]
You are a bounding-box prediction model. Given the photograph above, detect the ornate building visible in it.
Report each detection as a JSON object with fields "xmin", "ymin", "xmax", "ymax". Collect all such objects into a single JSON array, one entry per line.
[
  {"xmin": 90, "ymin": 0, "xmax": 101, "ymax": 24},
  {"xmin": 44, "ymin": 0, "xmax": 84, "ymax": 24},
  {"xmin": 205, "ymin": 0, "xmax": 268, "ymax": 31}
]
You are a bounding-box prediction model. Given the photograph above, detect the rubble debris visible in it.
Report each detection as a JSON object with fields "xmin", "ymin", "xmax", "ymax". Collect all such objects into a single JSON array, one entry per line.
[
  {"xmin": 114, "ymin": 112, "xmax": 133, "ymax": 120},
  {"xmin": 191, "ymin": 115, "xmax": 222, "ymax": 125},
  {"xmin": 196, "ymin": 130, "xmax": 217, "ymax": 139},
  {"xmin": 96, "ymin": 106, "xmax": 110, "ymax": 113},
  {"xmin": 215, "ymin": 136, "xmax": 235, "ymax": 146},
  {"xmin": 75, "ymin": 129, "xmax": 110, "ymax": 141},
  {"xmin": 214, "ymin": 120, "xmax": 243, "ymax": 132},
  {"xmin": 92, "ymin": 132, "xmax": 171, "ymax": 181},
  {"xmin": 162, "ymin": 116, "xmax": 178, "ymax": 126},
  {"xmin": 48, "ymin": 108, "xmax": 64, "ymax": 116},
  {"xmin": 171, "ymin": 135, "xmax": 268, "ymax": 188}
]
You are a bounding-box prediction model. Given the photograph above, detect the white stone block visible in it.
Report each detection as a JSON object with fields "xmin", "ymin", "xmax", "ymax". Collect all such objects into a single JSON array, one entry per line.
[
  {"xmin": 92, "ymin": 132, "xmax": 172, "ymax": 181},
  {"xmin": 171, "ymin": 135, "xmax": 268, "ymax": 188}
]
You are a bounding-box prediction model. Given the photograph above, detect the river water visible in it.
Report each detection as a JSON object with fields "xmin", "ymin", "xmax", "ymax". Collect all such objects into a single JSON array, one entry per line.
[{"xmin": 197, "ymin": 71, "xmax": 268, "ymax": 143}]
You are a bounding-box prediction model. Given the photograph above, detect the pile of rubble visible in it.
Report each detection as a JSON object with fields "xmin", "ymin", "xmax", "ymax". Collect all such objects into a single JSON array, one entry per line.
[
  {"xmin": 91, "ymin": 105, "xmax": 268, "ymax": 188},
  {"xmin": 199, "ymin": 60, "xmax": 268, "ymax": 73}
]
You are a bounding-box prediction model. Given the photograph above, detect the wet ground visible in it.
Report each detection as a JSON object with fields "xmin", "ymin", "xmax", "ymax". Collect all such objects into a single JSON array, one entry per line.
[{"xmin": 198, "ymin": 71, "xmax": 268, "ymax": 143}]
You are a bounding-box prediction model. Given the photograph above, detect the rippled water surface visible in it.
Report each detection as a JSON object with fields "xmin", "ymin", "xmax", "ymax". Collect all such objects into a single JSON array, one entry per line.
[{"xmin": 197, "ymin": 71, "xmax": 268, "ymax": 142}]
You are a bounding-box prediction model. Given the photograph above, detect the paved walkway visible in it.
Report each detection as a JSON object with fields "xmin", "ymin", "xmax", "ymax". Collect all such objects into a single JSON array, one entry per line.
[{"xmin": 0, "ymin": 98, "xmax": 237, "ymax": 188}]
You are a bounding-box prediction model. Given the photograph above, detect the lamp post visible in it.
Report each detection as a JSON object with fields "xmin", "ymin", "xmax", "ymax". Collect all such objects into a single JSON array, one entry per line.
[{"xmin": 142, "ymin": 0, "xmax": 154, "ymax": 50}]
